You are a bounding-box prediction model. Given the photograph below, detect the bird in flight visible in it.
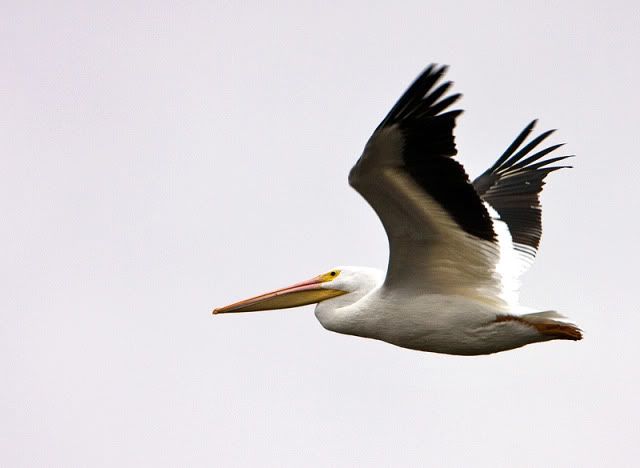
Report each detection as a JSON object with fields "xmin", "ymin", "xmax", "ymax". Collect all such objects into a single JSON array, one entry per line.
[{"xmin": 213, "ymin": 65, "xmax": 582, "ymax": 355}]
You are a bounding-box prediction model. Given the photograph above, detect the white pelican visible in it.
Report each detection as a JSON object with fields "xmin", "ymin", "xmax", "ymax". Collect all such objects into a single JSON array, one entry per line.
[{"xmin": 213, "ymin": 65, "xmax": 582, "ymax": 355}]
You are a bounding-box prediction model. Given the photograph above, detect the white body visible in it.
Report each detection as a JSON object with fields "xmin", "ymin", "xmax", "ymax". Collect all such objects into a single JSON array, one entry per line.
[{"xmin": 314, "ymin": 267, "xmax": 555, "ymax": 356}]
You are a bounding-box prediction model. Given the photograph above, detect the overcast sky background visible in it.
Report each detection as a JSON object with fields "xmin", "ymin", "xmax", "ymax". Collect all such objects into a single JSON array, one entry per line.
[{"xmin": 2, "ymin": 1, "xmax": 639, "ymax": 467}]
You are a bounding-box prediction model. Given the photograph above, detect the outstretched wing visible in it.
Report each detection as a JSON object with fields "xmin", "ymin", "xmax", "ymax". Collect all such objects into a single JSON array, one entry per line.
[
  {"xmin": 349, "ymin": 65, "xmax": 510, "ymax": 306},
  {"xmin": 473, "ymin": 121, "xmax": 572, "ymax": 270}
]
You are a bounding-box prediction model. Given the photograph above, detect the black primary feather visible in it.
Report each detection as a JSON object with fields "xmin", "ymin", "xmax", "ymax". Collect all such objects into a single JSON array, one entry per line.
[{"xmin": 473, "ymin": 120, "xmax": 572, "ymax": 255}]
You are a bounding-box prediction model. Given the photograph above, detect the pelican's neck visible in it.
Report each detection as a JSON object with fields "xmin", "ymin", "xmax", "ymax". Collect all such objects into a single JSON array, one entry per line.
[{"xmin": 314, "ymin": 267, "xmax": 383, "ymax": 335}]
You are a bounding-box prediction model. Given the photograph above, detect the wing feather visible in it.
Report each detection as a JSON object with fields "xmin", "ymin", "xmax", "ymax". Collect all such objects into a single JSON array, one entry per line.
[
  {"xmin": 350, "ymin": 66, "xmax": 571, "ymax": 309},
  {"xmin": 349, "ymin": 66, "xmax": 509, "ymax": 306},
  {"xmin": 473, "ymin": 121, "xmax": 572, "ymax": 265}
]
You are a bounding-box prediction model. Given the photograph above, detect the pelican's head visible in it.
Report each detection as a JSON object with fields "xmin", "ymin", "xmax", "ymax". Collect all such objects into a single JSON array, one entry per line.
[{"xmin": 212, "ymin": 266, "xmax": 382, "ymax": 314}]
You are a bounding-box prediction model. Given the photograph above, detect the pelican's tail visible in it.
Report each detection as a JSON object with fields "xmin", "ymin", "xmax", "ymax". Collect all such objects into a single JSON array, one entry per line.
[{"xmin": 520, "ymin": 311, "xmax": 583, "ymax": 341}]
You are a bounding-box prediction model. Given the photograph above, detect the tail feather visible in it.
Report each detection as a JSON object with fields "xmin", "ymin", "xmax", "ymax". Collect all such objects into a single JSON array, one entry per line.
[{"xmin": 520, "ymin": 311, "xmax": 583, "ymax": 341}]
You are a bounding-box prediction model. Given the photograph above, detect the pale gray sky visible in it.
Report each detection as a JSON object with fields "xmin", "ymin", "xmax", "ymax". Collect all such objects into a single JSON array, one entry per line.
[{"xmin": 2, "ymin": 1, "xmax": 639, "ymax": 467}]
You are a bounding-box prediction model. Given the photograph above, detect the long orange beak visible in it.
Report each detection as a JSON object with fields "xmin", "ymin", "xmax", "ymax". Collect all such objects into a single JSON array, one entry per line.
[{"xmin": 212, "ymin": 275, "xmax": 346, "ymax": 314}]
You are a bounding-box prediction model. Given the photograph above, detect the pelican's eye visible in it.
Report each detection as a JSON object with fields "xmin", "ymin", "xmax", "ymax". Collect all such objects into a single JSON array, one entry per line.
[{"xmin": 320, "ymin": 269, "xmax": 341, "ymax": 282}]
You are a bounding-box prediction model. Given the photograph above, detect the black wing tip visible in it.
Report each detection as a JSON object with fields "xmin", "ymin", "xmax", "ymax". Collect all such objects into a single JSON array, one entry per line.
[
  {"xmin": 380, "ymin": 64, "xmax": 460, "ymax": 127},
  {"xmin": 411, "ymin": 63, "xmax": 450, "ymax": 90},
  {"xmin": 493, "ymin": 123, "xmax": 572, "ymax": 174},
  {"xmin": 443, "ymin": 108, "xmax": 464, "ymax": 118},
  {"xmin": 473, "ymin": 123, "xmax": 575, "ymax": 252},
  {"xmin": 524, "ymin": 119, "xmax": 538, "ymax": 132},
  {"xmin": 546, "ymin": 162, "xmax": 574, "ymax": 172},
  {"xmin": 428, "ymin": 93, "xmax": 463, "ymax": 116},
  {"xmin": 427, "ymin": 63, "xmax": 448, "ymax": 74},
  {"xmin": 548, "ymin": 154, "xmax": 575, "ymax": 166},
  {"xmin": 417, "ymin": 64, "xmax": 447, "ymax": 84},
  {"xmin": 537, "ymin": 128, "xmax": 557, "ymax": 140}
]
